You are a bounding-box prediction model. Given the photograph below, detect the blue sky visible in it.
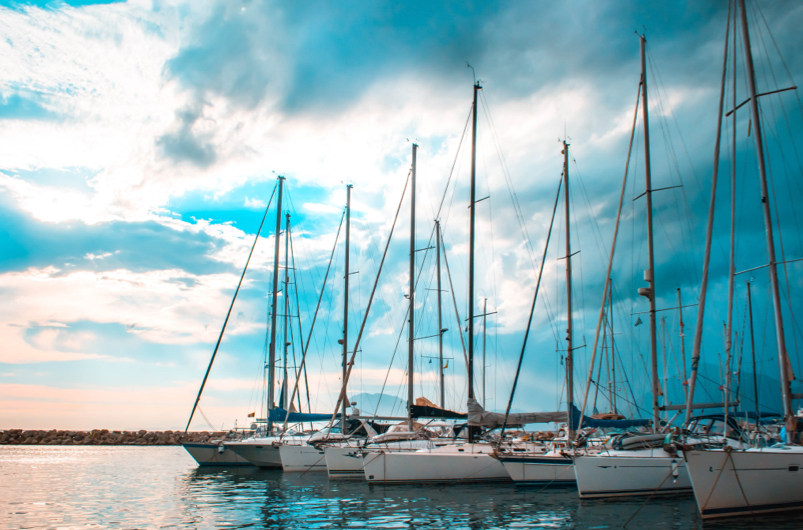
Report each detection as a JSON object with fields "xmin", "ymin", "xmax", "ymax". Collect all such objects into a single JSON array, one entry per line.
[{"xmin": 1, "ymin": 0, "xmax": 802, "ymax": 430}]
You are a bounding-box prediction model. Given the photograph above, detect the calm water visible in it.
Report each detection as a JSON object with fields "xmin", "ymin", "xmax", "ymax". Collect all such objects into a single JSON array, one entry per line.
[{"xmin": 0, "ymin": 446, "xmax": 799, "ymax": 529}]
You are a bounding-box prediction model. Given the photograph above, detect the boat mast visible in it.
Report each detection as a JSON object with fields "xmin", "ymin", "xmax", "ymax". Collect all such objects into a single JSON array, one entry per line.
[
  {"xmin": 408, "ymin": 144, "xmax": 417, "ymax": 432},
  {"xmin": 738, "ymin": 0, "xmax": 795, "ymax": 442},
  {"xmin": 677, "ymin": 288, "xmax": 687, "ymax": 401},
  {"xmin": 282, "ymin": 212, "xmax": 290, "ymax": 410},
  {"xmin": 268, "ymin": 176, "xmax": 284, "ymax": 431},
  {"xmin": 482, "ymin": 298, "xmax": 487, "ymax": 406},
  {"xmin": 468, "ymin": 81, "xmax": 481, "ymax": 443},
  {"xmin": 436, "ymin": 220, "xmax": 445, "ymax": 408},
  {"xmin": 342, "ymin": 184, "xmax": 352, "ymax": 434},
  {"xmin": 638, "ymin": 35, "xmax": 660, "ymax": 433},
  {"xmin": 609, "ymin": 280, "xmax": 616, "ymax": 414},
  {"xmin": 685, "ymin": 4, "xmax": 731, "ymax": 425},
  {"xmin": 747, "ymin": 281, "xmax": 759, "ymax": 417},
  {"xmin": 563, "ymin": 140, "xmax": 575, "ymax": 440}
]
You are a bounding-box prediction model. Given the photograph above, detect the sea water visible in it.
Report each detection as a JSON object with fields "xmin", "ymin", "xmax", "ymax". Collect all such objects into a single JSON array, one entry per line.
[{"xmin": 0, "ymin": 446, "xmax": 798, "ymax": 529}]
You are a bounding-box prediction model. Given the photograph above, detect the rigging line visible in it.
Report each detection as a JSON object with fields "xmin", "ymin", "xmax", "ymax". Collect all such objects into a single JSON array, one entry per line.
[
  {"xmin": 185, "ymin": 181, "xmax": 277, "ymax": 433},
  {"xmin": 280, "ymin": 209, "xmax": 345, "ymax": 434},
  {"xmin": 648, "ymin": 56, "xmax": 707, "ymax": 287},
  {"xmin": 441, "ymin": 229, "xmax": 469, "ymax": 368},
  {"xmin": 500, "ymin": 176, "xmax": 562, "ymax": 438},
  {"xmin": 289, "ymin": 227, "xmax": 313, "ymax": 418},
  {"xmin": 479, "ymin": 89, "xmax": 537, "ymax": 268},
  {"xmin": 750, "ymin": 9, "xmax": 803, "ymax": 202},
  {"xmin": 752, "ymin": 0, "xmax": 803, "ymax": 123},
  {"xmin": 196, "ymin": 406, "xmax": 218, "ymax": 432},
  {"xmin": 328, "ymin": 172, "xmax": 410, "ymax": 429},
  {"xmin": 761, "ymin": 109, "xmax": 802, "ymax": 378},
  {"xmin": 578, "ymin": 82, "xmax": 641, "ymax": 424},
  {"xmin": 685, "ymin": 5, "xmax": 733, "ymax": 424},
  {"xmin": 478, "ymin": 90, "xmax": 562, "ymax": 343},
  {"xmin": 648, "ymin": 56, "xmax": 703, "ymax": 287}
]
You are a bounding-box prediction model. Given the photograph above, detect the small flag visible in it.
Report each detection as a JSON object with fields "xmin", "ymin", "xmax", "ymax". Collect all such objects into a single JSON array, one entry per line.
[
  {"xmin": 247, "ymin": 412, "xmax": 255, "ymax": 418},
  {"xmin": 443, "ymin": 361, "xmax": 449, "ymax": 369},
  {"xmin": 635, "ymin": 317, "xmax": 643, "ymax": 327}
]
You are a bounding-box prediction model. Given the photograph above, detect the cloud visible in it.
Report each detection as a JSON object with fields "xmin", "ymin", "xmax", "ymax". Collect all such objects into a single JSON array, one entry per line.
[
  {"xmin": 243, "ymin": 196, "xmax": 265, "ymax": 209},
  {"xmin": 155, "ymin": 103, "xmax": 217, "ymax": 168}
]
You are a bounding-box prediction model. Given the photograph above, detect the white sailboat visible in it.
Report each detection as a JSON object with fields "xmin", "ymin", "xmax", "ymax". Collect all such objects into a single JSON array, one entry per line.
[
  {"xmin": 684, "ymin": 0, "xmax": 803, "ymax": 518},
  {"xmin": 360, "ymin": 82, "xmax": 512, "ymax": 484},
  {"xmin": 572, "ymin": 33, "xmax": 695, "ymax": 499},
  {"xmin": 183, "ymin": 176, "xmax": 289, "ymax": 467}
]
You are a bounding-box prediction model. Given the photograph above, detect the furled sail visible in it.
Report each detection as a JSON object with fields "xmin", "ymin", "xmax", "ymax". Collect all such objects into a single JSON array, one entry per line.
[
  {"xmin": 268, "ymin": 408, "xmax": 340, "ymax": 423},
  {"xmin": 467, "ymin": 398, "xmax": 566, "ymax": 428},
  {"xmin": 467, "ymin": 399, "xmax": 650, "ymax": 429},
  {"xmin": 409, "ymin": 396, "xmax": 467, "ymax": 419}
]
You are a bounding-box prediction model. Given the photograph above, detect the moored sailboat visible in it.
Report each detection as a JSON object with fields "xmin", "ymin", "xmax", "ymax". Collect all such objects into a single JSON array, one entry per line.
[{"xmin": 684, "ymin": 0, "xmax": 803, "ymax": 518}]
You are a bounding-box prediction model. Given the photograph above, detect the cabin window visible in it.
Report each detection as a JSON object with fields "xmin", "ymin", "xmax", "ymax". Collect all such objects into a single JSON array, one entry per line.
[{"xmin": 708, "ymin": 420, "xmax": 725, "ymax": 435}]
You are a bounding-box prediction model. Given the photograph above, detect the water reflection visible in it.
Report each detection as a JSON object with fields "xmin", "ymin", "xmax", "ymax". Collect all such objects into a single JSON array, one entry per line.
[{"xmin": 0, "ymin": 447, "xmax": 798, "ymax": 529}]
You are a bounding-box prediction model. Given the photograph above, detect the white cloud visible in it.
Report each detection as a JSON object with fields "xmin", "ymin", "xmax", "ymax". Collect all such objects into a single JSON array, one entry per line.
[{"xmin": 243, "ymin": 196, "xmax": 266, "ymax": 209}]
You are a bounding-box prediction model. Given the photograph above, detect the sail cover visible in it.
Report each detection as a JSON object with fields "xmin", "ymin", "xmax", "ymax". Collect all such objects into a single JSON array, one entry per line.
[
  {"xmin": 467, "ymin": 399, "xmax": 650, "ymax": 429},
  {"xmin": 268, "ymin": 408, "xmax": 340, "ymax": 423},
  {"xmin": 467, "ymin": 398, "xmax": 566, "ymax": 428},
  {"xmin": 410, "ymin": 396, "xmax": 467, "ymax": 419}
]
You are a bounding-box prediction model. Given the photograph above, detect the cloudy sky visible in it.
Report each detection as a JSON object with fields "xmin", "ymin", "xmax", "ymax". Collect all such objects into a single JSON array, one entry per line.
[{"xmin": 2, "ymin": 0, "xmax": 802, "ymax": 431}]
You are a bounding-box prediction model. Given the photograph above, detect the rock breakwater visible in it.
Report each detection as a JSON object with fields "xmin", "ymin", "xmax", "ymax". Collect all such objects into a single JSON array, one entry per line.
[{"xmin": 0, "ymin": 429, "xmax": 240, "ymax": 445}]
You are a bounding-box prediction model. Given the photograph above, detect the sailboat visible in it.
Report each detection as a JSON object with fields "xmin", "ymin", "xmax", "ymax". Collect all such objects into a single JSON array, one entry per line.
[
  {"xmin": 323, "ymin": 149, "xmax": 464, "ymax": 480},
  {"xmin": 361, "ymin": 82, "xmax": 512, "ymax": 484},
  {"xmin": 571, "ymin": 33, "xmax": 696, "ymax": 499},
  {"xmin": 225, "ymin": 177, "xmax": 347, "ymax": 468},
  {"xmin": 277, "ymin": 183, "xmax": 361, "ymax": 473},
  {"xmin": 684, "ymin": 0, "xmax": 803, "ymax": 518},
  {"xmin": 182, "ymin": 176, "xmax": 291, "ymax": 467}
]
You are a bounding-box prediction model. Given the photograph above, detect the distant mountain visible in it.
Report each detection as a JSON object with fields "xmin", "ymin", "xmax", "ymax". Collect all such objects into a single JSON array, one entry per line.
[{"xmin": 349, "ymin": 392, "xmax": 407, "ymax": 418}]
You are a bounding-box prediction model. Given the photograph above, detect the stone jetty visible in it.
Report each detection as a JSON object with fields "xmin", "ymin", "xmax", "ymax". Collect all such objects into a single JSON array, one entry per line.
[{"xmin": 0, "ymin": 429, "xmax": 241, "ymax": 446}]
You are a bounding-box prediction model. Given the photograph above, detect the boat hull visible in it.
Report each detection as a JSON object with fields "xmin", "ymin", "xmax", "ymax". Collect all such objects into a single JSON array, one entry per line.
[
  {"xmin": 500, "ymin": 454, "xmax": 576, "ymax": 485},
  {"xmin": 573, "ymin": 449, "xmax": 691, "ymax": 498},
  {"xmin": 279, "ymin": 443, "xmax": 328, "ymax": 472},
  {"xmin": 225, "ymin": 441, "xmax": 283, "ymax": 469},
  {"xmin": 182, "ymin": 443, "xmax": 252, "ymax": 466},
  {"xmin": 685, "ymin": 447, "xmax": 803, "ymax": 519},
  {"xmin": 324, "ymin": 445, "xmax": 366, "ymax": 479},
  {"xmin": 362, "ymin": 444, "xmax": 510, "ymax": 484}
]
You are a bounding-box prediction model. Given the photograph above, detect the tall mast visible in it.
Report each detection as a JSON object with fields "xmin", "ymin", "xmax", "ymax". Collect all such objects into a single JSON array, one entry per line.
[
  {"xmin": 267, "ymin": 176, "xmax": 284, "ymax": 431},
  {"xmin": 685, "ymin": 4, "xmax": 731, "ymax": 424},
  {"xmin": 342, "ymin": 184, "xmax": 352, "ymax": 434},
  {"xmin": 638, "ymin": 35, "xmax": 660, "ymax": 433},
  {"xmin": 482, "ymin": 298, "xmax": 487, "ymax": 406},
  {"xmin": 282, "ymin": 212, "xmax": 290, "ymax": 410},
  {"xmin": 747, "ymin": 281, "xmax": 759, "ymax": 418},
  {"xmin": 436, "ymin": 220, "xmax": 445, "ymax": 408},
  {"xmin": 726, "ymin": 1, "xmax": 738, "ymax": 424},
  {"xmin": 609, "ymin": 280, "xmax": 616, "ymax": 413},
  {"xmin": 408, "ymin": 144, "xmax": 417, "ymax": 432},
  {"xmin": 468, "ymin": 81, "xmax": 481, "ymax": 443},
  {"xmin": 738, "ymin": 0, "xmax": 794, "ymax": 442},
  {"xmin": 677, "ymin": 288, "xmax": 688, "ymax": 401},
  {"xmin": 563, "ymin": 140, "xmax": 575, "ymax": 440}
]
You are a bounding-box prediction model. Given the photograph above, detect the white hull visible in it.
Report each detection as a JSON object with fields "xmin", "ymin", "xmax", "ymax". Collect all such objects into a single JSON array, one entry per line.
[
  {"xmin": 279, "ymin": 443, "xmax": 328, "ymax": 472},
  {"xmin": 685, "ymin": 446, "xmax": 803, "ymax": 519},
  {"xmin": 500, "ymin": 453, "xmax": 576, "ymax": 485},
  {"xmin": 574, "ymin": 449, "xmax": 691, "ymax": 498},
  {"xmin": 182, "ymin": 442, "xmax": 252, "ymax": 466},
  {"xmin": 324, "ymin": 440, "xmax": 435, "ymax": 480},
  {"xmin": 225, "ymin": 440, "xmax": 283, "ymax": 469},
  {"xmin": 363, "ymin": 443, "xmax": 510, "ymax": 484}
]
